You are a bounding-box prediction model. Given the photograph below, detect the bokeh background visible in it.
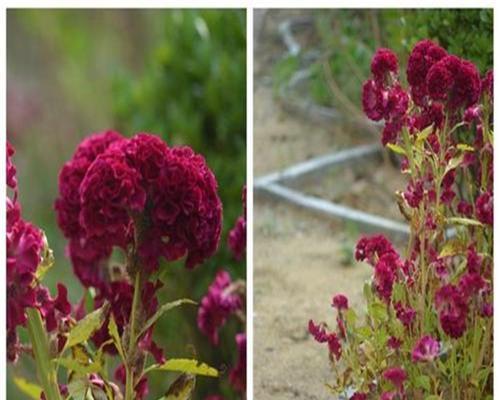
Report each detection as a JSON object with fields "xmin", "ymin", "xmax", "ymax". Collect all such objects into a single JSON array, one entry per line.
[
  {"xmin": 254, "ymin": 9, "xmax": 492, "ymax": 399},
  {"xmin": 7, "ymin": 9, "xmax": 246, "ymax": 399}
]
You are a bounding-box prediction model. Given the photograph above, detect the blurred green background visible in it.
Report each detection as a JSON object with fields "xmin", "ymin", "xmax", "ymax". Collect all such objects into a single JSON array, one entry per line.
[
  {"xmin": 7, "ymin": 9, "xmax": 246, "ymax": 399},
  {"xmin": 273, "ymin": 9, "xmax": 493, "ymax": 113}
]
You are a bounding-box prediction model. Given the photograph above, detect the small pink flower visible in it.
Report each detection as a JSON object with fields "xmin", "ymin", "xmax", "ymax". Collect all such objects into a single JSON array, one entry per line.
[
  {"xmin": 332, "ymin": 294, "xmax": 349, "ymax": 311},
  {"xmin": 394, "ymin": 302, "xmax": 416, "ymax": 328},
  {"xmin": 308, "ymin": 320, "xmax": 329, "ymax": 343},
  {"xmin": 412, "ymin": 335, "xmax": 440, "ymax": 362},
  {"xmin": 387, "ymin": 336, "xmax": 402, "ymax": 350},
  {"xmin": 198, "ymin": 270, "xmax": 242, "ymax": 345},
  {"xmin": 383, "ymin": 367, "xmax": 407, "ymax": 389},
  {"xmin": 350, "ymin": 393, "xmax": 368, "ymax": 400},
  {"xmin": 435, "ymin": 284, "xmax": 468, "ymax": 338},
  {"xmin": 371, "ymin": 48, "xmax": 399, "ymax": 83},
  {"xmin": 355, "ymin": 234, "xmax": 397, "ymax": 266},
  {"xmin": 475, "ymin": 191, "xmax": 493, "ymax": 225}
]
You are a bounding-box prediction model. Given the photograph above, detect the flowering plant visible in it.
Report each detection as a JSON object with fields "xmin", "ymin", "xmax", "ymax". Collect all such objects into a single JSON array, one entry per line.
[
  {"xmin": 8, "ymin": 131, "xmax": 244, "ymax": 400},
  {"xmin": 309, "ymin": 40, "xmax": 493, "ymax": 399}
]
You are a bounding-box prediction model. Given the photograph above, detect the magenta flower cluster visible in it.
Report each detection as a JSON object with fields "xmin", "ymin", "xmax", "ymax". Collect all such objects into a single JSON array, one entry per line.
[
  {"xmin": 7, "ymin": 142, "xmax": 72, "ymax": 363},
  {"xmin": 55, "ymin": 131, "xmax": 222, "ymax": 289}
]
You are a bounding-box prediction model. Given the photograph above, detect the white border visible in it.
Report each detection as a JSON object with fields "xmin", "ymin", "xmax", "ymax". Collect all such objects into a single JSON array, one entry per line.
[{"xmin": 1, "ymin": 4, "xmax": 499, "ymax": 400}]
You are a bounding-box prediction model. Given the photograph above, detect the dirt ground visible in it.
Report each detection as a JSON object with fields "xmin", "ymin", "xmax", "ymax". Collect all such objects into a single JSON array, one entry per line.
[{"xmin": 253, "ymin": 11, "xmax": 405, "ymax": 400}]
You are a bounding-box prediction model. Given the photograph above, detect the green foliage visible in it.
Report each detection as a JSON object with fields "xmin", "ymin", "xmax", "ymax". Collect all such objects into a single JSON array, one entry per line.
[
  {"xmin": 393, "ymin": 9, "xmax": 493, "ymax": 73},
  {"xmin": 273, "ymin": 10, "xmax": 493, "ymax": 110},
  {"xmin": 113, "ymin": 11, "xmax": 246, "ymax": 270}
]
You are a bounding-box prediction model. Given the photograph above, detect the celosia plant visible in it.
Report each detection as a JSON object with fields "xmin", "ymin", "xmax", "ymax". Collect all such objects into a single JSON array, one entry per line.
[
  {"xmin": 198, "ymin": 185, "xmax": 247, "ymax": 398},
  {"xmin": 7, "ymin": 131, "xmax": 241, "ymax": 400},
  {"xmin": 310, "ymin": 40, "xmax": 493, "ymax": 399}
]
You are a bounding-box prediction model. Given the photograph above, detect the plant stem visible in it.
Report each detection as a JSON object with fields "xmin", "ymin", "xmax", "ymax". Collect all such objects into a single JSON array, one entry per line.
[
  {"xmin": 125, "ymin": 271, "xmax": 143, "ymax": 400},
  {"xmin": 26, "ymin": 308, "xmax": 62, "ymax": 400}
]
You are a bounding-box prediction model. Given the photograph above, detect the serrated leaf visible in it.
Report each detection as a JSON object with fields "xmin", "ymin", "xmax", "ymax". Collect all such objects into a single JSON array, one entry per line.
[
  {"xmin": 161, "ymin": 373, "xmax": 196, "ymax": 400},
  {"xmin": 13, "ymin": 377, "xmax": 42, "ymax": 399},
  {"xmin": 386, "ymin": 143, "xmax": 406, "ymax": 156},
  {"xmin": 415, "ymin": 375, "xmax": 431, "ymax": 391},
  {"xmin": 138, "ymin": 298, "xmax": 197, "ymax": 338},
  {"xmin": 147, "ymin": 359, "xmax": 218, "ymax": 377},
  {"xmin": 108, "ymin": 315, "xmax": 126, "ymax": 362},
  {"xmin": 65, "ymin": 304, "xmax": 108, "ymax": 350},
  {"xmin": 446, "ymin": 217, "xmax": 483, "ymax": 227}
]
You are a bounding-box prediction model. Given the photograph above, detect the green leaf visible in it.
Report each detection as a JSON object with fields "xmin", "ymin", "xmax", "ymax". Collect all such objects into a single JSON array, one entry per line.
[
  {"xmin": 26, "ymin": 308, "xmax": 62, "ymax": 400},
  {"xmin": 35, "ymin": 233, "xmax": 54, "ymax": 281},
  {"xmin": 108, "ymin": 315, "xmax": 126, "ymax": 362},
  {"xmin": 416, "ymin": 125, "xmax": 433, "ymax": 144},
  {"xmin": 13, "ymin": 377, "xmax": 42, "ymax": 399},
  {"xmin": 425, "ymin": 396, "xmax": 441, "ymax": 400},
  {"xmin": 138, "ymin": 298, "xmax": 197, "ymax": 338},
  {"xmin": 415, "ymin": 375, "xmax": 431, "ymax": 392},
  {"xmin": 386, "ymin": 143, "xmax": 406, "ymax": 156},
  {"xmin": 368, "ymin": 302, "xmax": 387, "ymax": 323},
  {"xmin": 443, "ymin": 154, "xmax": 464, "ymax": 176},
  {"xmin": 67, "ymin": 378, "xmax": 89, "ymax": 400},
  {"xmin": 457, "ymin": 143, "xmax": 475, "ymax": 152},
  {"xmin": 54, "ymin": 357, "xmax": 102, "ymax": 375},
  {"xmin": 160, "ymin": 373, "xmax": 196, "ymax": 400},
  {"xmin": 446, "ymin": 217, "xmax": 483, "ymax": 227},
  {"xmin": 344, "ymin": 308, "xmax": 357, "ymax": 326},
  {"xmin": 391, "ymin": 283, "xmax": 405, "ymax": 303},
  {"xmin": 65, "ymin": 304, "xmax": 108, "ymax": 350},
  {"xmin": 440, "ymin": 238, "xmax": 467, "ymax": 257},
  {"xmin": 147, "ymin": 359, "xmax": 219, "ymax": 377}
]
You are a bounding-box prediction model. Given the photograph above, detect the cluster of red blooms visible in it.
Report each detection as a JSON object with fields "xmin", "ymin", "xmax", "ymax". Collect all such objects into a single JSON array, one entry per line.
[
  {"xmin": 55, "ymin": 131, "xmax": 222, "ymax": 288},
  {"xmin": 7, "ymin": 142, "xmax": 72, "ymax": 365},
  {"xmin": 53, "ymin": 131, "xmax": 223, "ymax": 399},
  {"xmin": 310, "ymin": 40, "xmax": 493, "ymax": 399}
]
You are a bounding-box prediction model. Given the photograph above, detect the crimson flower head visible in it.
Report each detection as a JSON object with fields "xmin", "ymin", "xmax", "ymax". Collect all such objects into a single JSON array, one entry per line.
[
  {"xmin": 197, "ymin": 270, "xmax": 242, "ymax": 345},
  {"xmin": 412, "ymin": 335, "xmax": 440, "ymax": 362},
  {"xmin": 371, "ymin": 48, "xmax": 399, "ymax": 84},
  {"xmin": 435, "ymin": 284, "xmax": 468, "ymax": 338},
  {"xmin": 332, "ymin": 294, "xmax": 349, "ymax": 311},
  {"xmin": 475, "ymin": 191, "xmax": 493, "ymax": 225},
  {"xmin": 55, "ymin": 132, "xmax": 223, "ymax": 287},
  {"xmin": 383, "ymin": 366, "xmax": 407, "ymax": 389},
  {"xmin": 354, "ymin": 234, "xmax": 397, "ymax": 266}
]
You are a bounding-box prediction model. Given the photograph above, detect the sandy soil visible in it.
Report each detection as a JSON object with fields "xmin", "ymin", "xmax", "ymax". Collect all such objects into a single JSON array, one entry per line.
[{"xmin": 253, "ymin": 11, "xmax": 406, "ymax": 400}]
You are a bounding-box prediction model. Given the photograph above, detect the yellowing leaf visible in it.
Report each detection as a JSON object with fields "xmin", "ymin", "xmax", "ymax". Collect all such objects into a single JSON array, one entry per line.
[
  {"xmin": 162, "ymin": 373, "xmax": 196, "ymax": 400},
  {"xmin": 446, "ymin": 217, "xmax": 483, "ymax": 227},
  {"xmin": 108, "ymin": 315, "xmax": 126, "ymax": 362},
  {"xmin": 416, "ymin": 125, "xmax": 433, "ymax": 144},
  {"xmin": 444, "ymin": 154, "xmax": 464, "ymax": 176},
  {"xmin": 54, "ymin": 357, "xmax": 102, "ymax": 375},
  {"xmin": 35, "ymin": 233, "xmax": 54, "ymax": 281},
  {"xmin": 138, "ymin": 299, "xmax": 197, "ymax": 338},
  {"xmin": 65, "ymin": 304, "xmax": 108, "ymax": 350},
  {"xmin": 148, "ymin": 359, "xmax": 218, "ymax": 377},
  {"xmin": 13, "ymin": 377, "xmax": 42, "ymax": 399},
  {"xmin": 386, "ymin": 143, "xmax": 406, "ymax": 156},
  {"xmin": 457, "ymin": 143, "xmax": 475, "ymax": 152},
  {"xmin": 440, "ymin": 238, "xmax": 467, "ymax": 257}
]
